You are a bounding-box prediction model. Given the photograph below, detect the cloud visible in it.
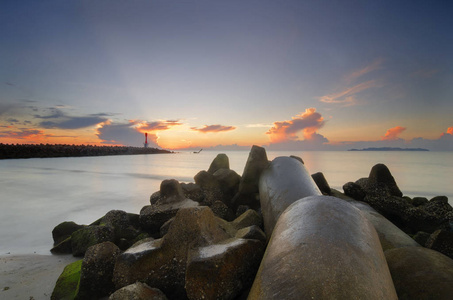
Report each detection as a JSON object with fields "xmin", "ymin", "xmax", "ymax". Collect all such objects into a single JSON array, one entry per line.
[
  {"xmin": 190, "ymin": 124, "xmax": 236, "ymax": 133},
  {"xmin": 444, "ymin": 127, "xmax": 453, "ymax": 136},
  {"xmin": 382, "ymin": 126, "xmax": 407, "ymax": 140},
  {"xmin": 35, "ymin": 108, "xmax": 108, "ymax": 129},
  {"xmin": 0, "ymin": 128, "xmax": 45, "ymax": 139},
  {"xmin": 345, "ymin": 58, "xmax": 384, "ymax": 83},
  {"xmin": 319, "ymin": 80, "xmax": 381, "ymax": 106},
  {"xmin": 411, "ymin": 69, "xmax": 439, "ymax": 79},
  {"xmin": 96, "ymin": 121, "xmax": 158, "ymax": 146},
  {"xmin": 266, "ymin": 108, "xmax": 325, "ymax": 143},
  {"xmin": 138, "ymin": 120, "xmax": 182, "ymax": 132}
]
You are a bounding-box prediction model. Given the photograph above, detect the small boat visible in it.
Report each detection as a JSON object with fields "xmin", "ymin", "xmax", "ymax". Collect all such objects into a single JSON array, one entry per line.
[{"xmin": 193, "ymin": 149, "xmax": 203, "ymax": 154}]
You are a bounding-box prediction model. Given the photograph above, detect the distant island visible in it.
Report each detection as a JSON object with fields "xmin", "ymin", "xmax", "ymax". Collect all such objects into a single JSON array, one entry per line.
[
  {"xmin": 0, "ymin": 143, "xmax": 172, "ymax": 159},
  {"xmin": 348, "ymin": 147, "xmax": 429, "ymax": 152}
]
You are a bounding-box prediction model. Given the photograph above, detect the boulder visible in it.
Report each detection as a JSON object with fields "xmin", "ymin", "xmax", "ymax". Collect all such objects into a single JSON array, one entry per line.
[
  {"xmin": 211, "ymin": 200, "xmax": 236, "ymax": 221},
  {"xmin": 101, "ymin": 210, "xmax": 141, "ymax": 246},
  {"xmin": 231, "ymin": 209, "xmax": 263, "ymax": 231},
  {"xmin": 213, "ymin": 168, "xmax": 241, "ymax": 206},
  {"xmin": 412, "ymin": 197, "xmax": 429, "ymax": 207},
  {"xmin": 185, "ymin": 238, "xmax": 265, "ymax": 300},
  {"xmin": 52, "ymin": 221, "xmax": 85, "ymax": 245},
  {"xmin": 51, "ymin": 260, "xmax": 82, "ymax": 300},
  {"xmin": 77, "ymin": 242, "xmax": 121, "ymax": 299},
  {"xmin": 114, "ymin": 207, "xmax": 232, "ymax": 299},
  {"xmin": 157, "ymin": 179, "xmax": 186, "ymax": 204},
  {"xmin": 139, "ymin": 198, "xmax": 199, "ymax": 235},
  {"xmin": 207, "ymin": 153, "xmax": 229, "ymax": 174},
  {"xmin": 109, "ymin": 282, "xmax": 168, "ymax": 300},
  {"xmin": 311, "ymin": 172, "xmax": 331, "ymax": 195},
  {"xmin": 404, "ymin": 198, "xmax": 453, "ymax": 234},
  {"xmin": 426, "ymin": 229, "xmax": 453, "ymax": 259},
  {"xmin": 232, "ymin": 145, "xmax": 269, "ymax": 209},
  {"xmin": 413, "ymin": 231, "xmax": 431, "ymax": 246},
  {"xmin": 343, "ymin": 181, "xmax": 366, "ymax": 201},
  {"xmin": 71, "ymin": 226, "xmax": 114, "ymax": 257},
  {"xmin": 181, "ymin": 183, "xmax": 205, "ymax": 203},
  {"xmin": 368, "ymin": 163, "xmax": 403, "ymax": 197},
  {"xmin": 385, "ymin": 247, "xmax": 453, "ymax": 300},
  {"xmin": 194, "ymin": 170, "xmax": 223, "ymax": 205},
  {"xmin": 235, "ymin": 225, "xmax": 266, "ymax": 243}
]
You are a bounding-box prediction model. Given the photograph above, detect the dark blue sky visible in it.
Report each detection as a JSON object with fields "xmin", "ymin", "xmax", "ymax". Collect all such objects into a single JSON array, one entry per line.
[{"xmin": 1, "ymin": 0, "xmax": 452, "ymax": 149}]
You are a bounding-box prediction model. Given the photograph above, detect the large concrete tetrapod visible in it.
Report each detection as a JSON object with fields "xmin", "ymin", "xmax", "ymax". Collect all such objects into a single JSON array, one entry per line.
[
  {"xmin": 248, "ymin": 196, "xmax": 397, "ymax": 300},
  {"xmin": 259, "ymin": 156, "xmax": 321, "ymax": 236}
]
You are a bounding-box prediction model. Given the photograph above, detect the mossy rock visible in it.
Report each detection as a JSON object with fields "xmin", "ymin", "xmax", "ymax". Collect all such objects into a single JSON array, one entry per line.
[{"xmin": 51, "ymin": 259, "xmax": 82, "ymax": 300}]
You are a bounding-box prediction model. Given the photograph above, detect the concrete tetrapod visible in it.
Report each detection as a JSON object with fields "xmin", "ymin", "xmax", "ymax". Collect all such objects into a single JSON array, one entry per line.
[
  {"xmin": 259, "ymin": 156, "xmax": 321, "ymax": 236},
  {"xmin": 248, "ymin": 196, "xmax": 397, "ymax": 300}
]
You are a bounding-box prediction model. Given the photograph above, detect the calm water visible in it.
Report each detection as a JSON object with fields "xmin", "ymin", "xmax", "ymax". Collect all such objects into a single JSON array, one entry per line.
[{"xmin": 1, "ymin": 150, "xmax": 452, "ymax": 255}]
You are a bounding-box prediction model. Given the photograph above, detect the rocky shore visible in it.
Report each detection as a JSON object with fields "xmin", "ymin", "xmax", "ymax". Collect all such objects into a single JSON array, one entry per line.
[
  {"xmin": 47, "ymin": 146, "xmax": 453, "ymax": 299},
  {"xmin": 0, "ymin": 143, "xmax": 171, "ymax": 159}
]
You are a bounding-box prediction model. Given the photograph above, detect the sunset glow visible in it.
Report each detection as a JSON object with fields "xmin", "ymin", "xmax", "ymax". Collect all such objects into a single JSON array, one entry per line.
[{"xmin": 1, "ymin": 1, "xmax": 452, "ymax": 151}]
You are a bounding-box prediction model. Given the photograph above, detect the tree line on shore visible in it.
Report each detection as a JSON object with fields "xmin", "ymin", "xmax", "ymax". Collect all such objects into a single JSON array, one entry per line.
[{"xmin": 0, "ymin": 143, "xmax": 172, "ymax": 159}]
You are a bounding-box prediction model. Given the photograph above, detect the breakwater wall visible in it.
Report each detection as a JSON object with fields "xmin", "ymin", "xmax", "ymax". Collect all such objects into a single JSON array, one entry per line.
[
  {"xmin": 50, "ymin": 146, "xmax": 453, "ymax": 300},
  {"xmin": 0, "ymin": 143, "xmax": 171, "ymax": 159}
]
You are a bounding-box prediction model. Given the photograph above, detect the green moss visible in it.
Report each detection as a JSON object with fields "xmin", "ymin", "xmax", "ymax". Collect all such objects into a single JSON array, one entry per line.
[{"xmin": 51, "ymin": 259, "xmax": 82, "ymax": 300}]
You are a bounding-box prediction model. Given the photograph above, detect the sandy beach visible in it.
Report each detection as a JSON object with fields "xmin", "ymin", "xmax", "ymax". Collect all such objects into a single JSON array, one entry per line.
[{"xmin": 0, "ymin": 254, "xmax": 78, "ymax": 300}]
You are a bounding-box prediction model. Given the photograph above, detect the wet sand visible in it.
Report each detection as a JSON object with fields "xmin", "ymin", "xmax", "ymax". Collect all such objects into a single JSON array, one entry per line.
[{"xmin": 0, "ymin": 254, "xmax": 78, "ymax": 300}]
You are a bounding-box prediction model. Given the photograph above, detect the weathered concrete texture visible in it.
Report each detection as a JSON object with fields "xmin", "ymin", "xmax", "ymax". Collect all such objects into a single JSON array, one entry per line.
[
  {"xmin": 259, "ymin": 156, "xmax": 321, "ymax": 236},
  {"xmin": 331, "ymin": 189, "xmax": 420, "ymax": 251},
  {"xmin": 248, "ymin": 196, "xmax": 397, "ymax": 300},
  {"xmin": 109, "ymin": 282, "xmax": 168, "ymax": 300},
  {"xmin": 385, "ymin": 247, "xmax": 453, "ymax": 300},
  {"xmin": 207, "ymin": 153, "xmax": 230, "ymax": 174},
  {"xmin": 232, "ymin": 145, "xmax": 269, "ymax": 209},
  {"xmin": 185, "ymin": 238, "xmax": 265, "ymax": 300}
]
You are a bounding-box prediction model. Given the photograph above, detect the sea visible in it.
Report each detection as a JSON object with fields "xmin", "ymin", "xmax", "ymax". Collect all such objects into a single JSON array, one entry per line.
[{"xmin": 1, "ymin": 150, "xmax": 452, "ymax": 255}]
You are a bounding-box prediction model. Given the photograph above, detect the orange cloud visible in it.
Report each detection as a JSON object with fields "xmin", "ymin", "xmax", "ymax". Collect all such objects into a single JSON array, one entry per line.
[
  {"xmin": 319, "ymin": 80, "xmax": 380, "ymax": 106},
  {"xmin": 266, "ymin": 108, "xmax": 325, "ymax": 143},
  {"xmin": 447, "ymin": 127, "xmax": 453, "ymax": 135},
  {"xmin": 135, "ymin": 120, "xmax": 182, "ymax": 133},
  {"xmin": 382, "ymin": 126, "xmax": 407, "ymax": 140},
  {"xmin": 190, "ymin": 124, "xmax": 236, "ymax": 133}
]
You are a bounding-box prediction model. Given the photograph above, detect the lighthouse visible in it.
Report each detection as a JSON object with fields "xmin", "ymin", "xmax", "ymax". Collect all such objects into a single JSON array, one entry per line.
[{"xmin": 144, "ymin": 132, "xmax": 148, "ymax": 148}]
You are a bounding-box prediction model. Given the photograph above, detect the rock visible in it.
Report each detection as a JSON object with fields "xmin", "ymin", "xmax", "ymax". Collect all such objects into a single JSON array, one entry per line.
[
  {"xmin": 211, "ymin": 200, "xmax": 236, "ymax": 221},
  {"xmin": 411, "ymin": 196, "xmax": 428, "ymax": 207},
  {"xmin": 311, "ymin": 172, "xmax": 331, "ymax": 195},
  {"xmin": 114, "ymin": 207, "xmax": 232, "ymax": 299},
  {"xmin": 207, "ymin": 153, "xmax": 229, "ymax": 174},
  {"xmin": 413, "ymin": 231, "xmax": 431, "ymax": 246},
  {"xmin": 52, "ymin": 221, "xmax": 85, "ymax": 245},
  {"xmin": 109, "ymin": 282, "xmax": 168, "ymax": 300},
  {"xmin": 343, "ymin": 182, "xmax": 366, "ymax": 201},
  {"xmin": 235, "ymin": 225, "xmax": 266, "ymax": 243},
  {"xmin": 157, "ymin": 179, "xmax": 186, "ymax": 204},
  {"xmin": 213, "ymin": 168, "xmax": 241, "ymax": 206},
  {"xmin": 160, "ymin": 218, "xmax": 173, "ymax": 237},
  {"xmin": 232, "ymin": 145, "xmax": 269, "ymax": 209},
  {"xmin": 181, "ymin": 183, "xmax": 204, "ymax": 203},
  {"xmin": 368, "ymin": 163, "xmax": 403, "ymax": 197},
  {"xmin": 185, "ymin": 238, "xmax": 265, "ymax": 300},
  {"xmin": 71, "ymin": 226, "xmax": 115, "ymax": 257},
  {"xmin": 404, "ymin": 197, "xmax": 453, "ymax": 234},
  {"xmin": 101, "ymin": 210, "xmax": 141, "ymax": 246},
  {"xmin": 51, "ymin": 237, "xmax": 73, "ymax": 254},
  {"xmin": 77, "ymin": 242, "xmax": 121, "ymax": 299},
  {"xmin": 426, "ymin": 229, "xmax": 453, "ymax": 259},
  {"xmin": 235, "ymin": 205, "xmax": 250, "ymax": 217},
  {"xmin": 249, "ymin": 196, "xmax": 397, "ymax": 300},
  {"xmin": 231, "ymin": 209, "xmax": 263, "ymax": 231},
  {"xmin": 194, "ymin": 170, "xmax": 223, "ymax": 205},
  {"xmin": 385, "ymin": 247, "xmax": 453, "ymax": 300},
  {"xmin": 51, "ymin": 259, "xmax": 82, "ymax": 300},
  {"xmin": 139, "ymin": 197, "xmax": 199, "ymax": 234},
  {"xmin": 330, "ymin": 189, "xmax": 420, "ymax": 251}
]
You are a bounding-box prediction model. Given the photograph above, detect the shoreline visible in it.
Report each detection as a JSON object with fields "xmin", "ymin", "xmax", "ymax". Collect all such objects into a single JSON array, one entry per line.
[{"xmin": 0, "ymin": 253, "xmax": 78, "ymax": 300}]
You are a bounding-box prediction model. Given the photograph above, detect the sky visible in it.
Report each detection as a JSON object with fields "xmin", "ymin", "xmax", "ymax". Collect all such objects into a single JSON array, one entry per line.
[{"xmin": 1, "ymin": 0, "xmax": 452, "ymax": 151}]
